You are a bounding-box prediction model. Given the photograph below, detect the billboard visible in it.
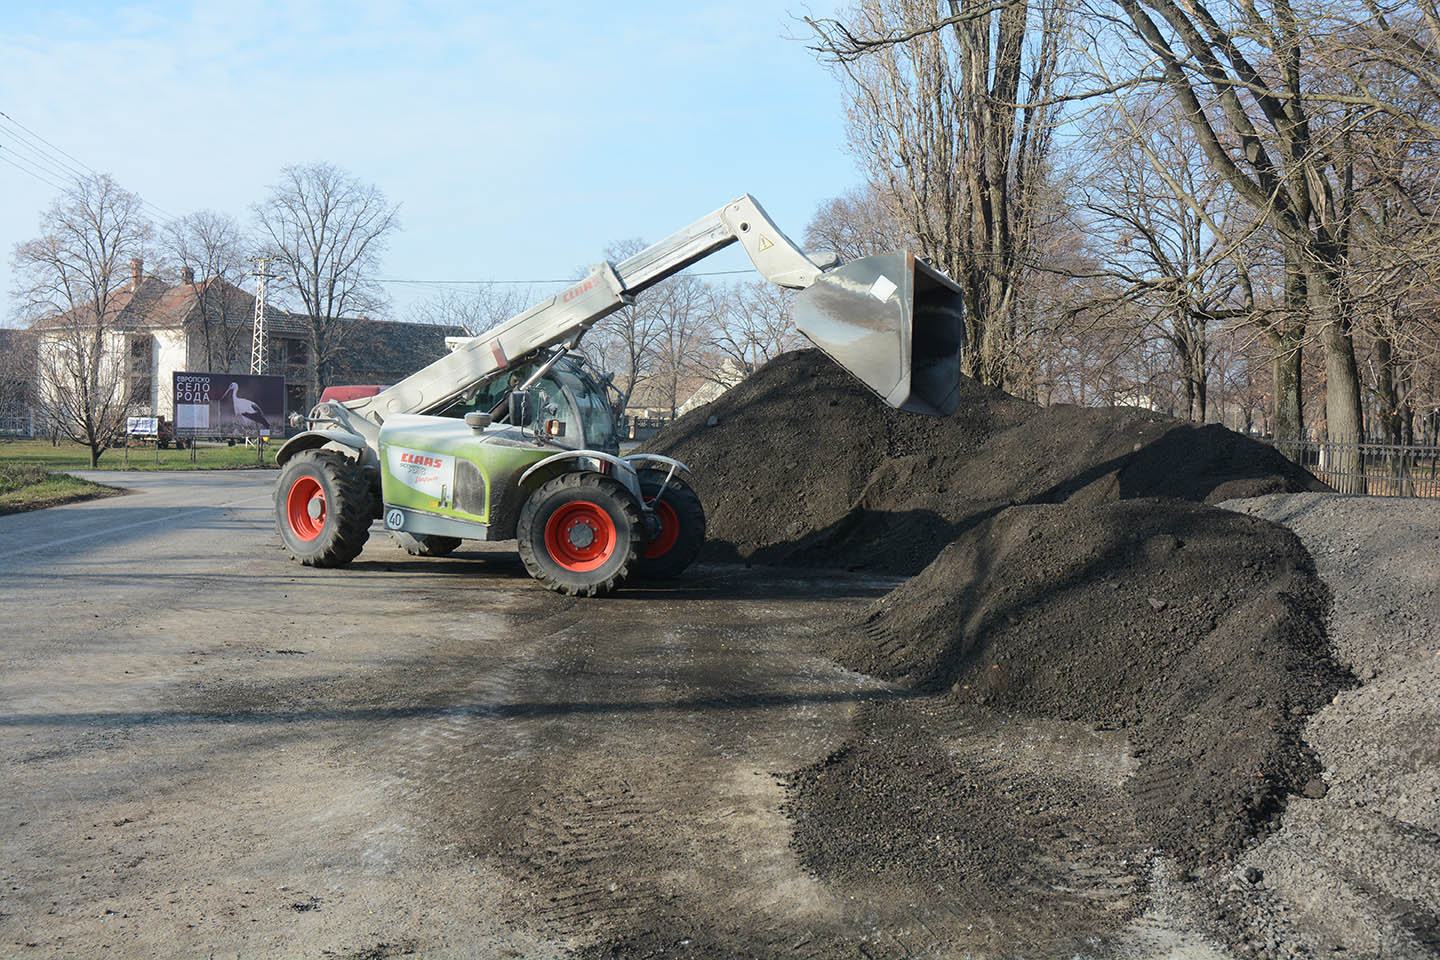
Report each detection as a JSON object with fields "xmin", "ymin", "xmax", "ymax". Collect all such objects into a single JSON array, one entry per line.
[{"xmin": 173, "ymin": 372, "xmax": 285, "ymax": 438}]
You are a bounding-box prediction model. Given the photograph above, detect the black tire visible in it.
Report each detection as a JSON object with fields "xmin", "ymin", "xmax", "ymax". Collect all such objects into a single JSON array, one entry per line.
[
  {"xmin": 274, "ymin": 449, "xmax": 372, "ymax": 567},
  {"xmin": 392, "ymin": 531, "xmax": 462, "ymax": 557},
  {"xmin": 517, "ymin": 472, "xmax": 643, "ymax": 597},
  {"xmin": 633, "ymin": 469, "xmax": 706, "ymax": 579}
]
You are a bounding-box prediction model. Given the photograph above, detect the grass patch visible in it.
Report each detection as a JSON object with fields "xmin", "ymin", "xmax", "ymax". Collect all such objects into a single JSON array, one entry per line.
[
  {"xmin": 0, "ymin": 463, "xmax": 122, "ymax": 515},
  {"xmin": 0, "ymin": 438, "xmax": 279, "ymax": 471}
]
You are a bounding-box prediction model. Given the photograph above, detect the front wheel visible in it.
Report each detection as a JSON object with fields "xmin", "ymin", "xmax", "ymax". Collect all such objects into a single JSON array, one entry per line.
[
  {"xmin": 634, "ymin": 469, "xmax": 705, "ymax": 579},
  {"xmin": 275, "ymin": 449, "xmax": 372, "ymax": 567},
  {"xmin": 517, "ymin": 472, "xmax": 643, "ymax": 597}
]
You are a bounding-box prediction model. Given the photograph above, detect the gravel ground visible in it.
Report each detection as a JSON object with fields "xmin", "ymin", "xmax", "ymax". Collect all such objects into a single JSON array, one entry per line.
[{"xmin": 1181, "ymin": 494, "xmax": 1440, "ymax": 958}]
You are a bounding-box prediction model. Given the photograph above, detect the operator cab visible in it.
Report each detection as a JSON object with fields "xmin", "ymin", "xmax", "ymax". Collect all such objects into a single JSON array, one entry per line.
[{"xmin": 433, "ymin": 354, "xmax": 620, "ymax": 454}]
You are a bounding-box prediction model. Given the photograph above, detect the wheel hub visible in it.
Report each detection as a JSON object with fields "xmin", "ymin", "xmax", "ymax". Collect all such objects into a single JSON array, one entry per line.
[
  {"xmin": 566, "ymin": 521, "xmax": 596, "ymax": 549},
  {"xmin": 285, "ymin": 475, "xmax": 328, "ymax": 542},
  {"xmin": 543, "ymin": 500, "xmax": 617, "ymax": 573}
]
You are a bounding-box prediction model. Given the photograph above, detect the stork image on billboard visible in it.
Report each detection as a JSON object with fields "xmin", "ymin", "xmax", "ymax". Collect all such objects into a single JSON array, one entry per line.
[{"xmin": 173, "ymin": 372, "xmax": 286, "ymax": 439}]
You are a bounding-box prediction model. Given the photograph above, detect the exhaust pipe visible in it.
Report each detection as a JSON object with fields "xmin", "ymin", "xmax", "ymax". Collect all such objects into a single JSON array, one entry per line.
[{"xmin": 793, "ymin": 252, "xmax": 966, "ymax": 417}]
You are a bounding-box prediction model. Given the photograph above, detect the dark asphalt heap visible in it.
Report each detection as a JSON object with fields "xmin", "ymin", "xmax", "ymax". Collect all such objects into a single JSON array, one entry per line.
[
  {"xmin": 831, "ymin": 499, "xmax": 1349, "ymax": 868},
  {"xmin": 646, "ymin": 349, "xmax": 1348, "ymax": 882},
  {"xmin": 644, "ymin": 349, "xmax": 1326, "ymax": 575}
]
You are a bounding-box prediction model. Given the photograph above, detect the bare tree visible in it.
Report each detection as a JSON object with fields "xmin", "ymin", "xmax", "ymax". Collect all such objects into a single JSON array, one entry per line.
[
  {"xmin": 12, "ymin": 174, "xmax": 151, "ymax": 466},
  {"xmin": 406, "ymin": 284, "xmax": 534, "ymax": 336},
  {"xmin": 164, "ymin": 210, "xmax": 251, "ymax": 371},
  {"xmin": 706, "ymin": 281, "xmax": 806, "ymax": 382},
  {"xmin": 805, "ymin": 184, "xmax": 912, "ymax": 261},
  {"xmin": 582, "ymin": 239, "xmax": 667, "ymax": 416},
  {"xmin": 1107, "ymin": 0, "xmax": 1370, "ymax": 487},
  {"xmin": 1082, "ymin": 98, "xmax": 1256, "ymax": 422},
  {"xmin": 254, "ymin": 163, "xmax": 400, "ymax": 401},
  {"xmin": 646, "ymin": 274, "xmax": 716, "ymax": 419},
  {"xmin": 809, "ymin": 0, "xmax": 1070, "ymax": 389}
]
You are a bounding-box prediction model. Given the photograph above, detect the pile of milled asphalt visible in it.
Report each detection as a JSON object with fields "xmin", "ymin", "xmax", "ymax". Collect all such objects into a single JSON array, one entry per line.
[
  {"xmin": 644, "ymin": 349, "xmax": 1326, "ymax": 575},
  {"xmin": 829, "ymin": 498, "xmax": 1348, "ymax": 868},
  {"xmin": 645, "ymin": 349, "xmax": 1348, "ymax": 882}
]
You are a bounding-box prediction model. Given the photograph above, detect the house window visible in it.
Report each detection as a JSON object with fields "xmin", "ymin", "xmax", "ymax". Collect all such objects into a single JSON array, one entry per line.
[
  {"xmin": 131, "ymin": 376, "xmax": 152, "ymax": 401},
  {"xmin": 287, "ymin": 339, "xmax": 308, "ymax": 365},
  {"xmin": 286, "ymin": 383, "xmax": 308, "ymax": 418},
  {"xmin": 129, "ymin": 335, "xmax": 153, "ymax": 372}
]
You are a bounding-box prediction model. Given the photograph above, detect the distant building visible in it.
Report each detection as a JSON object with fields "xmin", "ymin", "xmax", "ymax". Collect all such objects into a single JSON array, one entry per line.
[
  {"xmin": 29, "ymin": 258, "xmax": 462, "ymax": 421},
  {"xmin": 621, "ymin": 357, "xmax": 753, "ymax": 421},
  {"xmin": 0, "ymin": 328, "xmax": 37, "ymax": 435}
]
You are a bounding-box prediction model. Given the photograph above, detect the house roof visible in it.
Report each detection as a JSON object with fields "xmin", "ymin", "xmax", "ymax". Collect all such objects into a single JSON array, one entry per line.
[
  {"xmin": 28, "ymin": 272, "xmax": 464, "ymax": 386},
  {"xmin": 330, "ymin": 318, "xmax": 465, "ymax": 385},
  {"xmin": 27, "ymin": 273, "xmax": 468, "ymax": 350},
  {"xmin": 32, "ymin": 273, "xmax": 307, "ymax": 337}
]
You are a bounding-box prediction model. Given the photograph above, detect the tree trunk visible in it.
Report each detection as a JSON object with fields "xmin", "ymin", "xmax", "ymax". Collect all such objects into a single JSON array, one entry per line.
[
  {"xmin": 1265, "ymin": 247, "xmax": 1307, "ymax": 453},
  {"xmin": 309, "ymin": 322, "xmax": 324, "ymax": 404},
  {"xmin": 1375, "ymin": 333, "xmax": 1403, "ymax": 446},
  {"xmin": 1307, "ymin": 265, "xmax": 1365, "ymax": 493},
  {"xmin": 1267, "ymin": 328, "xmax": 1304, "ymax": 448}
]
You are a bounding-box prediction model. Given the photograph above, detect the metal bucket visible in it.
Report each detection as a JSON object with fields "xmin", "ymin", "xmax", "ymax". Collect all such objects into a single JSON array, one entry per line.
[{"xmin": 793, "ymin": 252, "xmax": 965, "ymax": 417}]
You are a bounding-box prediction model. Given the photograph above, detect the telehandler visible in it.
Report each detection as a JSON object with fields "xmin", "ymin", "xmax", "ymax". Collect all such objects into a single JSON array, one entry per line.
[{"xmin": 273, "ymin": 195, "xmax": 964, "ymax": 595}]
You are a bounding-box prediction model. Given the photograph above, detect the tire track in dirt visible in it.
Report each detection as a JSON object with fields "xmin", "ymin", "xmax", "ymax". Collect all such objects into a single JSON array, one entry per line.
[
  {"xmin": 782, "ymin": 701, "xmax": 1149, "ymax": 958},
  {"xmin": 352, "ymin": 572, "xmax": 907, "ymax": 955}
]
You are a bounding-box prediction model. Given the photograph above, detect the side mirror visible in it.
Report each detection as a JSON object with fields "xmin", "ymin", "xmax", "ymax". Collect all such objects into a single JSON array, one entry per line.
[{"xmin": 508, "ymin": 389, "xmax": 531, "ymax": 428}]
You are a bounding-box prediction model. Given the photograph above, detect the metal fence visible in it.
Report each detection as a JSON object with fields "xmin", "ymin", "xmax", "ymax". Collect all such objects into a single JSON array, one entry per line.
[
  {"xmin": 623, "ymin": 416, "xmax": 670, "ymax": 441},
  {"xmin": 1269, "ymin": 438, "xmax": 1440, "ymax": 497},
  {"xmin": 0, "ymin": 415, "xmax": 36, "ymax": 438}
]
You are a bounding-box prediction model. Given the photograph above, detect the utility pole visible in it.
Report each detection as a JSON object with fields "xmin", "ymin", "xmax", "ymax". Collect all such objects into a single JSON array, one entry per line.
[
  {"xmin": 247, "ymin": 256, "xmax": 279, "ymax": 451},
  {"xmin": 248, "ymin": 256, "xmax": 278, "ymax": 376}
]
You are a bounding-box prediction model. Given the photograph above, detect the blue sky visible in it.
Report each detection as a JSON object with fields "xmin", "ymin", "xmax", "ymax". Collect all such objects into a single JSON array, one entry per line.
[{"xmin": 1, "ymin": 0, "xmax": 858, "ymax": 323}]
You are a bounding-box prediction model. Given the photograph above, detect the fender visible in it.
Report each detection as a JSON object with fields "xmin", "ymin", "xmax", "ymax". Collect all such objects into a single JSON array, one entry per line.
[
  {"xmin": 519, "ymin": 450, "xmax": 644, "ymax": 504},
  {"xmin": 620, "ymin": 453, "xmax": 692, "ymax": 478},
  {"xmin": 621, "ymin": 453, "xmax": 693, "ymax": 507},
  {"xmin": 276, "ymin": 428, "xmax": 369, "ymax": 466}
]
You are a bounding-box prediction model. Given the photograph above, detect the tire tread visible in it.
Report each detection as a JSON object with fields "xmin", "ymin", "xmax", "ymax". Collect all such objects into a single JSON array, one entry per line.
[
  {"xmin": 517, "ymin": 472, "xmax": 642, "ymax": 597},
  {"xmin": 275, "ymin": 449, "xmax": 372, "ymax": 567}
]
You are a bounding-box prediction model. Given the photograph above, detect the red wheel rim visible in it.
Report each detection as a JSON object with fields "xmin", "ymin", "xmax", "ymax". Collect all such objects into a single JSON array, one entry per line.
[
  {"xmin": 643, "ymin": 497, "xmax": 680, "ymax": 559},
  {"xmin": 544, "ymin": 500, "xmax": 616, "ymax": 572},
  {"xmin": 286, "ymin": 476, "xmax": 327, "ymax": 541}
]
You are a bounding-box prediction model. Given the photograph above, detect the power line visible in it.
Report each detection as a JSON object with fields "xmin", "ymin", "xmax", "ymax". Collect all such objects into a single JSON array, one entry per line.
[
  {"xmin": 0, "ymin": 110, "xmax": 180, "ymax": 225},
  {"xmin": 1, "ymin": 128, "xmax": 89, "ymax": 183},
  {"xmin": 0, "ymin": 110, "xmax": 96, "ymax": 177},
  {"xmin": 0, "ymin": 147, "xmax": 67, "ymax": 192},
  {"xmin": 375, "ymin": 268, "xmax": 759, "ymax": 286}
]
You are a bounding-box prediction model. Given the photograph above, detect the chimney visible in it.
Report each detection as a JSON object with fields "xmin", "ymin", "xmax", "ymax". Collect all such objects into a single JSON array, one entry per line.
[
  {"xmin": 180, "ymin": 266, "xmax": 195, "ymax": 284},
  {"xmin": 130, "ymin": 257, "xmax": 143, "ymax": 291}
]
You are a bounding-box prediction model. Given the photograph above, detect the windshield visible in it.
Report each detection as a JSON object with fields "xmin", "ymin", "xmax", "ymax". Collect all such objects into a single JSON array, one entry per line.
[
  {"xmin": 552, "ymin": 366, "xmax": 616, "ymax": 449},
  {"xmin": 431, "ymin": 357, "xmax": 616, "ymax": 450}
]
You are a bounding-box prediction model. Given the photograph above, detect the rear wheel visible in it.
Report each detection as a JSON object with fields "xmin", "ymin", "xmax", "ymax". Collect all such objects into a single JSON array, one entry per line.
[
  {"xmin": 275, "ymin": 449, "xmax": 372, "ymax": 567},
  {"xmin": 517, "ymin": 472, "xmax": 642, "ymax": 597},
  {"xmin": 391, "ymin": 531, "xmax": 462, "ymax": 557},
  {"xmin": 634, "ymin": 469, "xmax": 706, "ymax": 579}
]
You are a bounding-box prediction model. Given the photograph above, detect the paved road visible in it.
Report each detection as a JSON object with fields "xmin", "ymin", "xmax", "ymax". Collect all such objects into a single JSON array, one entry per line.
[{"xmin": 0, "ymin": 471, "xmax": 915, "ymax": 958}]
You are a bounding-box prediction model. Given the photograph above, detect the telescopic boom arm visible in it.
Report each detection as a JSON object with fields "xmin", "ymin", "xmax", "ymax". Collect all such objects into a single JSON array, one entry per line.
[
  {"xmin": 333, "ymin": 196, "xmax": 827, "ymax": 437},
  {"xmin": 293, "ymin": 192, "xmax": 964, "ymax": 465}
]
